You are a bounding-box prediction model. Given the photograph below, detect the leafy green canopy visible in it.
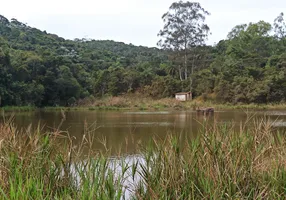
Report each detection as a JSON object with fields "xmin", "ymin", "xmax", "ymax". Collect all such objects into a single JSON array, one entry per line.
[
  {"xmin": 1, "ymin": 6, "xmax": 286, "ymax": 106},
  {"xmin": 0, "ymin": 14, "xmax": 171, "ymax": 106}
]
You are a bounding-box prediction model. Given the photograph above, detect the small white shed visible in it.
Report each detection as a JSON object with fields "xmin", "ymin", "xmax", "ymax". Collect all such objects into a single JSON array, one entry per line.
[{"xmin": 175, "ymin": 92, "xmax": 192, "ymax": 102}]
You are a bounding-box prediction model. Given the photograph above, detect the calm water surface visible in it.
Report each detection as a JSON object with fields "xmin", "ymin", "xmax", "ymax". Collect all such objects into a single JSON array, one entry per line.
[{"xmin": 4, "ymin": 110, "xmax": 286, "ymax": 155}]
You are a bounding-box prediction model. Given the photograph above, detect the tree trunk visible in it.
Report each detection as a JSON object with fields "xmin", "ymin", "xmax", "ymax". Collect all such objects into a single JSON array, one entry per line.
[
  {"xmin": 128, "ymin": 83, "xmax": 133, "ymax": 92},
  {"xmin": 191, "ymin": 53, "xmax": 195, "ymax": 74},
  {"xmin": 184, "ymin": 49, "xmax": 188, "ymax": 80},
  {"xmin": 189, "ymin": 76, "xmax": 193, "ymax": 92},
  {"xmin": 190, "ymin": 51, "xmax": 196, "ymax": 91},
  {"xmin": 183, "ymin": 37, "xmax": 188, "ymax": 80},
  {"xmin": 179, "ymin": 66, "xmax": 183, "ymax": 81}
]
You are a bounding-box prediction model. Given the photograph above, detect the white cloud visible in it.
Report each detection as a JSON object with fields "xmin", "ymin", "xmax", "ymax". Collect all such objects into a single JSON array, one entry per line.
[{"xmin": 0, "ymin": 0, "xmax": 285, "ymax": 47}]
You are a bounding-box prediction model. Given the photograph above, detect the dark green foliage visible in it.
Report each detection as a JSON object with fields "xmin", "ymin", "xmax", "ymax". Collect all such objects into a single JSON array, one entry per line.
[
  {"xmin": 196, "ymin": 18, "xmax": 286, "ymax": 103},
  {"xmin": 0, "ymin": 15, "xmax": 169, "ymax": 106},
  {"xmin": 1, "ymin": 10, "xmax": 286, "ymax": 106},
  {"xmin": 158, "ymin": 1, "xmax": 210, "ymax": 81},
  {"xmin": 143, "ymin": 76, "xmax": 182, "ymax": 98}
]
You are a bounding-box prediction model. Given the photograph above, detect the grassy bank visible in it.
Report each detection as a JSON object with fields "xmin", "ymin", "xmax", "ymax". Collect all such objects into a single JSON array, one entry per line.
[
  {"xmin": 0, "ymin": 116, "xmax": 285, "ymax": 199},
  {"xmin": 0, "ymin": 106, "xmax": 37, "ymax": 112},
  {"xmin": 80, "ymin": 96, "xmax": 286, "ymax": 111},
  {"xmin": 3, "ymin": 96, "xmax": 286, "ymax": 112}
]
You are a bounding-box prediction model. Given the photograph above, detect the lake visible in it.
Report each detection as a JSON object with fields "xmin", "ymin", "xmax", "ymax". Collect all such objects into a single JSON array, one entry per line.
[{"xmin": 3, "ymin": 109, "xmax": 286, "ymax": 155}]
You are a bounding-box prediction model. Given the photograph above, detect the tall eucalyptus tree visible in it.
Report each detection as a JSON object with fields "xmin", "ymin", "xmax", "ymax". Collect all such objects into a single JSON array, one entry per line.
[
  {"xmin": 274, "ymin": 12, "xmax": 286, "ymax": 39},
  {"xmin": 158, "ymin": 1, "xmax": 210, "ymax": 81}
]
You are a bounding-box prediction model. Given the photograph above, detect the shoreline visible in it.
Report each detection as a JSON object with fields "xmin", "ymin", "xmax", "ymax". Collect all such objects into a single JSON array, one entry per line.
[{"xmin": 1, "ymin": 97, "xmax": 286, "ymax": 112}]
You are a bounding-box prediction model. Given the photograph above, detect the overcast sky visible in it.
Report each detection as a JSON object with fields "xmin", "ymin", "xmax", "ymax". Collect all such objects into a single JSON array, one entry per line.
[{"xmin": 0, "ymin": 0, "xmax": 285, "ymax": 47}]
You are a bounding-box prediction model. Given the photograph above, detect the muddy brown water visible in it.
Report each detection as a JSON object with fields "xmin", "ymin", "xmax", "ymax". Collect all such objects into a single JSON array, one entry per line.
[{"xmin": 3, "ymin": 110, "xmax": 286, "ymax": 155}]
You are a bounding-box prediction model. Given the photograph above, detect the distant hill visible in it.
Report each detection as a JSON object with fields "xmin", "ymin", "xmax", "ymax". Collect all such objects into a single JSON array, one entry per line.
[
  {"xmin": 0, "ymin": 14, "xmax": 171, "ymax": 106},
  {"xmin": 0, "ymin": 14, "xmax": 166, "ymax": 66},
  {"xmin": 2, "ymin": 14, "xmax": 285, "ymax": 106}
]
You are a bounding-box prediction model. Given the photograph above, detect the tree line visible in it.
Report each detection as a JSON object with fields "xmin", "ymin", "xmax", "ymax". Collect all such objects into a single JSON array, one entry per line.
[{"xmin": 0, "ymin": 1, "xmax": 286, "ymax": 106}]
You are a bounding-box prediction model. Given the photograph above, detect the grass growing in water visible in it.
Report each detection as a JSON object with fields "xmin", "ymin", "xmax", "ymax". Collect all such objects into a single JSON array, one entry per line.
[
  {"xmin": 135, "ymin": 117, "xmax": 286, "ymax": 199},
  {"xmin": 0, "ymin": 117, "xmax": 127, "ymax": 199},
  {"xmin": 0, "ymin": 115, "xmax": 285, "ymax": 199}
]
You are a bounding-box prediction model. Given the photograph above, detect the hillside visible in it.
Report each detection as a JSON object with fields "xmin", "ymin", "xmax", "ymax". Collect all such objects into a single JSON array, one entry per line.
[
  {"xmin": 0, "ymin": 15, "xmax": 171, "ymax": 106},
  {"xmin": 1, "ymin": 13, "xmax": 286, "ymax": 107}
]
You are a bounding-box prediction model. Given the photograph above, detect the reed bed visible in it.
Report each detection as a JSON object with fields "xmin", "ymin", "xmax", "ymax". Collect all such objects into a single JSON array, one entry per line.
[
  {"xmin": 0, "ymin": 116, "xmax": 127, "ymax": 199},
  {"xmin": 0, "ymin": 115, "xmax": 285, "ymax": 199},
  {"xmin": 135, "ymin": 117, "xmax": 286, "ymax": 199}
]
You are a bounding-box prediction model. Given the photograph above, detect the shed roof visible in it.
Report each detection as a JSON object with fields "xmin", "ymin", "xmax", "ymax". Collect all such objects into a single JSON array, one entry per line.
[{"xmin": 175, "ymin": 92, "xmax": 192, "ymax": 95}]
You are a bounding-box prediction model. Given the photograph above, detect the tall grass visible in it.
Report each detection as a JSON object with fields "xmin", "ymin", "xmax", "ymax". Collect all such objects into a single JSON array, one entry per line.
[
  {"xmin": 135, "ymin": 117, "xmax": 286, "ymax": 199},
  {"xmin": 0, "ymin": 115, "xmax": 285, "ymax": 199},
  {"xmin": 0, "ymin": 116, "xmax": 128, "ymax": 199}
]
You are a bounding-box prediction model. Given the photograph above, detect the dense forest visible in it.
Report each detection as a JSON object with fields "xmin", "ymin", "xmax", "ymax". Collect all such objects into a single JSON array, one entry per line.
[{"xmin": 0, "ymin": 2, "xmax": 286, "ymax": 106}]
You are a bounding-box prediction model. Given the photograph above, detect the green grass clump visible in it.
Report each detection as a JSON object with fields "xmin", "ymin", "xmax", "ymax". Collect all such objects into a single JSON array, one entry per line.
[
  {"xmin": 97, "ymin": 106, "xmax": 121, "ymax": 110},
  {"xmin": 88, "ymin": 107, "xmax": 96, "ymax": 111}
]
